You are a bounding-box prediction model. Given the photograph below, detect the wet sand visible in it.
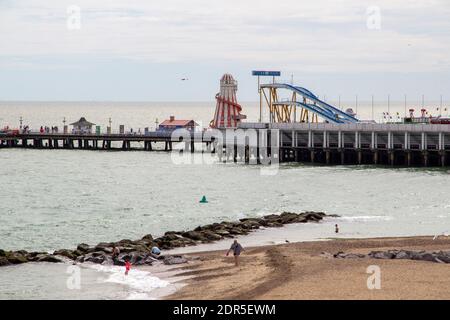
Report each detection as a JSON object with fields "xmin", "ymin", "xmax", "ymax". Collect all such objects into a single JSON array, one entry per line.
[{"xmin": 167, "ymin": 236, "xmax": 450, "ymax": 300}]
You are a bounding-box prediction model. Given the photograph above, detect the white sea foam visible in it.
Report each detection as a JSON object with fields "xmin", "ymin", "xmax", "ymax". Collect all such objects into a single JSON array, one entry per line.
[
  {"xmin": 87, "ymin": 264, "xmax": 169, "ymax": 300},
  {"xmin": 336, "ymin": 215, "xmax": 394, "ymax": 222}
]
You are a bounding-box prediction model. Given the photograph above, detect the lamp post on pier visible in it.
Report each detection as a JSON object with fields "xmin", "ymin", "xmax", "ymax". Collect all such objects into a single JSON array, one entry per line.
[
  {"xmin": 108, "ymin": 117, "xmax": 112, "ymax": 134},
  {"xmin": 371, "ymin": 95, "xmax": 374, "ymax": 121}
]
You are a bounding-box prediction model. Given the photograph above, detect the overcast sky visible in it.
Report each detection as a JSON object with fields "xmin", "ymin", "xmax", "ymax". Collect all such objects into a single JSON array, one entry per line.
[{"xmin": 1, "ymin": 0, "xmax": 449, "ymax": 101}]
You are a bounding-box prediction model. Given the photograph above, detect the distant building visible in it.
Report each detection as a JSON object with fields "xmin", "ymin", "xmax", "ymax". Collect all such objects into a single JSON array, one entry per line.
[
  {"xmin": 158, "ymin": 116, "xmax": 198, "ymax": 131},
  {"xmin": 70, "ymin": 117, "xmax": 95, "ymax": 134}
]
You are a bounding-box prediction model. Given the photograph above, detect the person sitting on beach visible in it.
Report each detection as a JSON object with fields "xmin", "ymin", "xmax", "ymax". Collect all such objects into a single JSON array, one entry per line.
[
  {"xmin": 112, "ymin": 246, "xmax": 120, "ymax": 262},
  {"xmin": 150, "ymin": 246, "xmax": 161, "ymax": 259},
  {"xmin": 124, "ymin": 259, "xmax": 131, "ymax": 275},
  {"xmin": 226, "ymin": 239, "xmax": 244, "ymax": 267}
]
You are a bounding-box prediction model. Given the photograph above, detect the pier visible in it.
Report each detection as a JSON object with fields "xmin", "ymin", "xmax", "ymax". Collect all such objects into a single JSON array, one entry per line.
[
  {"xmin": 0, "ymin": 131, "xmax": 211, "ymax": 152},
  {"xmin": 2, "ymin": 123, "xmax": 450, "ymax": 167}
]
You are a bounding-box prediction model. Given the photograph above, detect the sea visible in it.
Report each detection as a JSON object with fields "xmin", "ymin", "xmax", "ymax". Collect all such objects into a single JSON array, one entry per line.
[{"xmin": 0, "ymin": 101, "xmax": 449, "ymax": 299}]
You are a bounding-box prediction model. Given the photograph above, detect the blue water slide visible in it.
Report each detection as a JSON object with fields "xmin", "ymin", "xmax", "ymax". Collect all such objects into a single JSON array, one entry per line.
[
  {"xmin": 284, "ymin": 84, "xmax": 359, "ymax": 123},
  {"xmin": 291, "ymin": 101, "xmax": 345, "ymax": 123},
  {"xmin": 265, "ymin": 83, "xmax": 359, "ymax": 123}
]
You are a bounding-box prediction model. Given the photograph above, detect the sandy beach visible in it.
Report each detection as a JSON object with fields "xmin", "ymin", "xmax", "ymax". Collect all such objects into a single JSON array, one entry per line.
[{"xmin": 167, "ymin": 236, "xmax": 450, "ymax": 300}]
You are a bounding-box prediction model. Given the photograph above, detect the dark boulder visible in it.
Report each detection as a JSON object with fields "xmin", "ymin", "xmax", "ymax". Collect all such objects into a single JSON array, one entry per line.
[
  {"xmin": 333, "ymin": 251, "xmax": 346, "ymax": 259},
  {"xmin": 266, "ymin": 222, "xmax": 283, "ymax": 228},
  {"xmin": 91, "ymin": 251, "xmax": 107, "ymax": 257},
  {"xmin": 214, "ymin": 229, "xmax": 231, "ymax": 237},
  {"xmin": 26, "ymin": 251, "xmax": 49, "ymax": 262},
  {"xmin": 257, "ymin": 219, "xmax": 269, "ymax": 227},
  {"xmin": 293, "ymin": 216, "xmax": 308, "ymax": 223},
  {"xmin": 72, "ymin": 250, "xmax": 83, "ymax": 257},
  {"xmin": 162, "ymin": 233, "xmax": 180, "ymax": 241},
  {"xmin": 279, "ymin": 212, "xmax": 300, "ymax": 224},
  {"xmin": 300, "ymin": 212, "xmax": 324, "ymax": 222},
  {"xmin": 101, "ymin": 256, "xmax": 114, "ymax": 265},
  {"xmin": 6, "ymin": 252, "xmax": 28, "ymax": 264},
  {"xmin": 0, "ymin": 256, "xmax": 11, "ymax": 266},
  {"xmin": 182, "ymin": 231, "xmax": 207, "ymax": 241},
  {"xmin": 263, "ymin": 214, "xmax": 280, "ymax": 222},
  {"xmin": 84, "ymin": 253, "xmax": 106, "ymax": 264},
  {"xmin": 209, "ymin": 223, "xmax": 226, "ymax": 231},
  {"xmin": 116, "ymin": 239, "xmax": 136, "ymax": 246},
  {"xmin": 410, "ymin": 252, "xmax": 438, "ymax": 262},
  {"xmin": 134, "ymin": 255, "xmax": 156, "ymax": 266},
  {"xmin": 393, "ymin": 250, "xmax": 412, "ymax": 259},
  {"xmin": 154, "ymin": 239, "xmax": 174, "ymax": 250},
  {"xmin": 141, "ymin": 234, "xmax": 154, "ymax": 242},
  {"xmin": 134, "ymin": 240, "xmax": 152, "ymax": 248},
  {"xmin": 133, "ymin": 244, "xmax": 151, "ymax": 253},
  {"xmin": 77, "ymin": 243, "xmax": 91, "ymax": 252},
  {"xmin": 201, "ymin": 230, "xmax": 222, "ymax": 241},
  {"xmin": 95, "ymin": 243, "xmax": 113, "ymax": 253},
  {"xmin": 117, "ymin": 246, "xmax": 140, "ymax": 253},
  {"xmin": 435, "ymin": 251, "xmax": 450, "ymax": 263},
  {"xmin": 53, "ymin": 249, "xmax": 77, "ymax": 260},
  {"xmin": 36, "ymin": 254, "xmax": 64, "ymax": 263},
  {"xmin": 162, "ymin": 239, "xmax": 185, "ymax": 249},
  {"xmin": 240, "ymin": 220, "xmax": 261, "ymax": 230}
]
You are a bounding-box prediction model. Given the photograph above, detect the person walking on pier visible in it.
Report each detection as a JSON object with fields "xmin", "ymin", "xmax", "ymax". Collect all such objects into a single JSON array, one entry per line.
[{"xmin": 226, "ymin": 239, "xmax": 244, "ymax": 267}]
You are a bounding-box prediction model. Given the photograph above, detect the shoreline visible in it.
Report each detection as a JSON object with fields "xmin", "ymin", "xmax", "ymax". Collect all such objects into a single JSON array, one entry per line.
[{"xmin": 163, "ymin": 235, "xmax": 450, "ymax": 300}]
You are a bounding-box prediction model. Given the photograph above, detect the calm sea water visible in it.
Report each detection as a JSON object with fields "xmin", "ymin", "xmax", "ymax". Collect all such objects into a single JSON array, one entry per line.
[{"xmin": 1, "ymin": 102, "xmax": 449, "ymax": 299}]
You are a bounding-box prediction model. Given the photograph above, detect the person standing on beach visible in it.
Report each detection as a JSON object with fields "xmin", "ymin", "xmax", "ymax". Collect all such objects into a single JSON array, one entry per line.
[
  {"xmin": 226, "ymin": 239, "xmax": 244, "ymax": 267},
  {"xmin": 335, "ymin": 224, "xmax": 339, "ymax": 234}
]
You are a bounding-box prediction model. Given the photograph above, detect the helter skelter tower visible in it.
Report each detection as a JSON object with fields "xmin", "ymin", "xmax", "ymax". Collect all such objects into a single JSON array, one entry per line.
[{"xmin": 211, "ymin": 74, "xmax": 246, "ymax": 128}]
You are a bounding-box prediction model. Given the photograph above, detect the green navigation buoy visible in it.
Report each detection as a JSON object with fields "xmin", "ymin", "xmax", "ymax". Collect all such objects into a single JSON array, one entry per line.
[{"xmin": 199, "ymin": 195, "xmax": 208, "ymax": 203}]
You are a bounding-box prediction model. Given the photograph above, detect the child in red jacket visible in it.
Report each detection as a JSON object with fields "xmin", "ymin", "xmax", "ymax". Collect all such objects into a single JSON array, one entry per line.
[{"xmin": 125, "ymin": 260, "xmax": 131, "ymax": 275}]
